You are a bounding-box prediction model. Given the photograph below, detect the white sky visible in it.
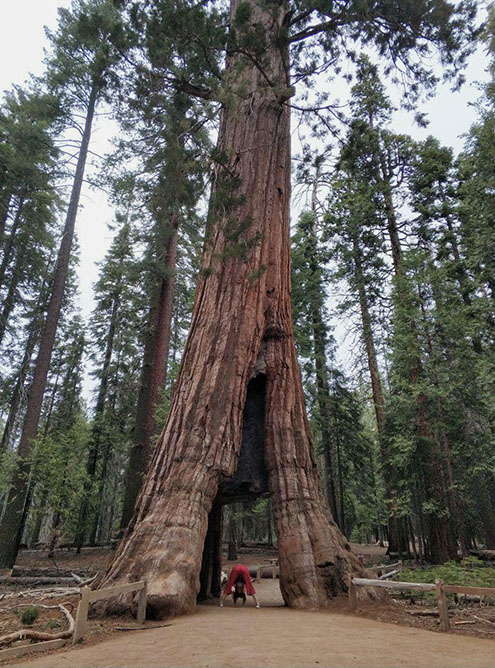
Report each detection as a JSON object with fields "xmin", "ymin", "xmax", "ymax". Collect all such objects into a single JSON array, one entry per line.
[
  {"xmin": 0, "ymin": 1, "xmax": 489, "ymax": 398},
  {"xmin": 0, "ymin": 0, "xmax": 115, "ymax": 317}
]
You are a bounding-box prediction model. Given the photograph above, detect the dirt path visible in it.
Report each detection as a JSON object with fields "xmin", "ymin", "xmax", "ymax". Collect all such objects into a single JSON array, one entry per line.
[{"xmin": 10, "ymin": 579, "xmax": 495, "ymax": 668}]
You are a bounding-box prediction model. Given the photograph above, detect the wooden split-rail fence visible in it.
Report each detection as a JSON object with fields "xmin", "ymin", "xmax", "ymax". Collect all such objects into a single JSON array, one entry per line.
[
  {"xmin": 348, "ymin": 573, "xmax": 495, "ymax": 631},
  {"xmin": 0, "ymin": 580, "xmax": 147, "ymax": 660},
  {"xmin": 73, "ymin": 580, "xmax": 147, "ymax": 643},
  {"xmin": 255, "ymin": 563, "xmax": 279, "ymax": 580}
]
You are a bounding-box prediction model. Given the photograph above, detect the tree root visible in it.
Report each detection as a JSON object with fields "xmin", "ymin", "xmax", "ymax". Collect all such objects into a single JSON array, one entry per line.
[
  {"xmin": 0, "ymin": 588, "xmax": 80, "ymax": 601},
  {"xmin": 0, "ymin": 604, "xmax": 74, "ymax": 648}
]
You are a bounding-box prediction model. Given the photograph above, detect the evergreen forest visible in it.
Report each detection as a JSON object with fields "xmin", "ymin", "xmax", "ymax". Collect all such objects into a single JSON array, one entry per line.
[{"xmin": 0, "ymin": 0, "xmax": 494, "ymax": 577}]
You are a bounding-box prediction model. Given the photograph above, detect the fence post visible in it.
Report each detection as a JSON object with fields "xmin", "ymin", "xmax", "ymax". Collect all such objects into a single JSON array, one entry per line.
[
  {"xmin": 137, "ymin": 582, "xmax": 147, "ymax": 625},
  {"xmin": 73, "ymin": 586, "xmax": 90, "ymax": 644},
  {"xmin": 435, "ymin": 578, "xmax": 450, "ymax": 632},
  {"xmin": 348, "ymin": 574, "xmax": 357, "ymax": 611}
]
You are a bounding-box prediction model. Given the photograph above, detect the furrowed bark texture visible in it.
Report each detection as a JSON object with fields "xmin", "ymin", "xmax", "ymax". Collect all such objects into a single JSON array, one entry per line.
[{"xmin": 98, "ymin": 0, "xmax": 364, "ymax": 617}]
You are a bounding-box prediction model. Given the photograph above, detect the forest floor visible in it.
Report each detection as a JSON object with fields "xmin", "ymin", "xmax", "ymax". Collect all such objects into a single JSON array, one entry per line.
[{"xmin": 1, "ymin": 545, "xmax": 495, "ymax": 667}]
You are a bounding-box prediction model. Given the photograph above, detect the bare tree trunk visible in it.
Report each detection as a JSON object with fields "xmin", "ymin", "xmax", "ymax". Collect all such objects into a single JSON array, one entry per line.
[
  {"xmin": 0, "ymin": 248, "xmax": 25, "ymax": 347},
  {"xmin": 227, "ymin": 509, "xmax": 237, "ymax": 561},
  {"xmin": 199, "ymin": 502, "xmax": 222, "ymax": 600},
  {"xmin": 120, "ymin": 216, "xmax": 179, "ymax": 529},
  {"xmin": 75, "ymin": 279, "xmax": 119, "ymax": 552},
  {"xmin": 305, "ymin": 171, "xmax": 340, "ymax": 525},
  {"xmin": 0, "ymin": 83, "xmax": 98, "ymax": 569},
  {"xmin": 30, "ymin": 486, "xmax": 49, "ymax": 546},
  {"xmin": 0, "ymin": 196, "xmax": 24, "ymax": 291},
  {"xmin": 349, "ymin": 228, "xmax": 402, "ymax": 555},
  {"xmin": 0, "ymin": 194, "xmax": 12, "ymax": 247},
  {"xmin": 97, "ymin": 0, "xmax": 365, "ymax": 618}
]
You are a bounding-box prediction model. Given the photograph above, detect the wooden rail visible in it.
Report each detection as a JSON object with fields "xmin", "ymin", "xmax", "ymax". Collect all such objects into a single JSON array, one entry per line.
[
  {"xmin": 367, "ymin": 561, "xmax": 402, "ymax": 578},
  {"xmin": 73, "ymin": 581, "xmax": 147, "ymax": 644},
  {"xmin": 348, "ymin": 575, "xmax": 495, "ymax": 632},
  {"xmin": 0, "ymin": 638, "xmax": 67, "ymax": 661},
  {"xmin": 255, "ymin": 564, "xmax": 278, "ymax": 580}
]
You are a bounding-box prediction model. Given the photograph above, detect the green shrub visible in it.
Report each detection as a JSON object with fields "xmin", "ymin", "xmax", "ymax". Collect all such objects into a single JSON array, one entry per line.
[
  {"xmin": 20, "ymin": 606, "xmax": 39, "ymax": 626},
  {"xmin": 397, "ymin": 558, "xmax": 495, "ymax": 604}
]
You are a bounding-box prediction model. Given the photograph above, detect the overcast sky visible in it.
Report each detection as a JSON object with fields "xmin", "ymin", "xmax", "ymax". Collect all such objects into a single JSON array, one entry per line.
[
  {"xmin": 0, "ymin": 1, "xmax": 115, "ymax": 382},
  {"xmin": 0, "ymin": 1, "xmax": 489, "ymax": 397}
]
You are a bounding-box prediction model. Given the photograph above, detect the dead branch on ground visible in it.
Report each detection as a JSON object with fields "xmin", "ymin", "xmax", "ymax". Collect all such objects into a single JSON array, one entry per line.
[{"xmin": 0, "ymin": 604, "xmax": 74, "ymax": 648}]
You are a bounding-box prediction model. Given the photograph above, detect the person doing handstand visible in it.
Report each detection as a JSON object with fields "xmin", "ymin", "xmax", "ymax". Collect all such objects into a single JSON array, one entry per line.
[{"xmin": 219, "ymin": 564, "xmax": 260, "ymax": 607}]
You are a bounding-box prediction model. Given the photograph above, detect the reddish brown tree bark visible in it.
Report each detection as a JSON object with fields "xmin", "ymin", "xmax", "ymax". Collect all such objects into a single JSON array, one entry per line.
[
  {"xmin": 97, "ymin": 0, "xmax": 365, "ymax": 617},
  {"xmin": 120, "ymin": 216, "xmax": 179, "ymax": 529}
]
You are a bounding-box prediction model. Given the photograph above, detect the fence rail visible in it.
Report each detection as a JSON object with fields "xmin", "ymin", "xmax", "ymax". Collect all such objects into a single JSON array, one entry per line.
[
  {"xmin": 348, "ymin": 575, "xmax": 495, "ymax": 632},
  {"xmin": 255, "ymin": 564, "xmax": 278, "ymax": 580},
  {"xmin": 73, "ymin": 580, "xmax": 147, "ymax": 644}
]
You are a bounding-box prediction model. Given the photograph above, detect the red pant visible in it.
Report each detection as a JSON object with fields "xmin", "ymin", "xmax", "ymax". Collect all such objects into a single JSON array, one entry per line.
[{"xmin": 223, "ymin": 564, "xmax": 256, "ymax": 596}]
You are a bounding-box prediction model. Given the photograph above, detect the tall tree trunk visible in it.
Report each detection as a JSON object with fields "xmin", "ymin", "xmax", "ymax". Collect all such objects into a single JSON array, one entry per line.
[
  {"xmin": 305, "ymin": 170, "xmax": 340, "ymax": 525},
  {"xmin": 0, "ymin": 243, "xmax": 32, "ymax": 344},
  {"xmin": 120, "ymin": 216, "xmax": 179, "ymax": 529},
  {"xmin": 97, "ymin": 0, "xmax": 365, "ymax": 617},
  {"xmin": 0, "ymin": 196, "xmax": 24, "ymax": 291},
  {"xmin": 0, "ymin": 258, "xmax": 53, "ymax": 453},
  {"xmin": 227, "ymin": 509, "xmax": 237, "ymax": 561},
  {"xmin": 418, "ymin": 288, "xmax": 467, "ymax": 555},
  {"xmin": 74, "ymin": 285, "xmax": 119, "ymax": 552},
  {"xmin": 349, "ymin": 226, "xmax": 403, "ymax": 555},
  {"xmin": 379, "ymin": 159, "xmax": 454, "ymax": 563},
  {"xmin": 0, "ymin": 83, "xmax": 98, "ymax": 569},
  {"xmin": 0, "ymin": 194, "xmax": 12, "ymax": 247},
  {"xmin": 90, "ymin": 424, "xmax": 113, "ymax": 545},
  {"xmin": 30, "ymin": 486, "xmax": 49, "ymax": 546},
  {"xmin": 445, "ymin": 215, "xmax": 483, "ymax": 354},
  {"xmin": 0, "ymin": 321, "xmax": 40, "ymax": 453}
]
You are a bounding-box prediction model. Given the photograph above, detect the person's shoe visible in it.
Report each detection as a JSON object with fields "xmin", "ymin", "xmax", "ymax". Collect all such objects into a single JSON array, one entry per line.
[
  {"xmin": 256, "ymin": 604, "xmax": 260, "ymax": 608},
  {"xmin": 219, "ymin": 603, "xmax": 224, "ymax": 607}
]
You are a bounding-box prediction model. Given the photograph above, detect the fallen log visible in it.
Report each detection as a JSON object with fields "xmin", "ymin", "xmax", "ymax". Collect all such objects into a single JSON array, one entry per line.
[
  {"xmin": 12, "ymin": 568, "xmax": 94, "ymax": 579},
  {"xmin": 0, "ymin": 577, "xmax": 74, "ymax": 586},
  {"xmin": 115, "ymin": 624, "xmax": 172, "ymax": 631},
  {"xmin": 469, "ymin": 550, "xmax": 495, "ymax": 562},
  {"xmin": 473, "ymin": 615, "xmax": 495, "ymax": 627},
  {"xmin": 407, "ymin": 609, "xmax": 439, "ymax": 617},
  {"xmin": 0, "ymin": 602, "xmax": 73, "ymax": 615},
  {"xmin": 0, "ymin": 588, "xmax": 80, "ymax": 601},
  {"xmin": 70, "ymin": 572, "xmax": 98, "ymax": 586},
  {"xmin": 379, "ymin": 570, "xmax": 399, "ymax": 580}
]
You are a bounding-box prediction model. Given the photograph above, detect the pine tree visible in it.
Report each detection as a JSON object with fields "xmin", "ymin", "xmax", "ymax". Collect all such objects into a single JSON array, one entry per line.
[
  {"xmin": 0, "ymin": 0, "xmax": 128, "ymax": 569},
  {"xmin": 75, "ymin": 216, "xmax": 142, "ymax": 550}
]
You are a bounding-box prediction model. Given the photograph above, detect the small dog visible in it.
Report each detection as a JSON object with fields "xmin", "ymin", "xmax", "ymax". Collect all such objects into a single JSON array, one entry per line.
[
  {"xmin": 233, "ymin": 579, "xmax": 246, "ymax": 605},
  {"xmin": 221, "ymin": 570, "xmax": 228, "ymax": 586}
]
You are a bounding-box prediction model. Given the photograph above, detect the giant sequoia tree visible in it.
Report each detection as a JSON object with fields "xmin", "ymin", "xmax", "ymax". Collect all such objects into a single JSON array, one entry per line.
[{"xmin": 98, "ymin": 0, "xmax": 477, "ymax": 616}]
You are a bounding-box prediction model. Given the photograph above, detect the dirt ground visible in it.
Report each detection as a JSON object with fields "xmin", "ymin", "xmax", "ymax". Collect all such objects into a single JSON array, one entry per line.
[
  {"xmin": 2, "ymin": 545, "xmax": 495, "ymax": 667},
  {"xmin": 6, "ymin": 580, "xmax": 495, "ymax": 668}
]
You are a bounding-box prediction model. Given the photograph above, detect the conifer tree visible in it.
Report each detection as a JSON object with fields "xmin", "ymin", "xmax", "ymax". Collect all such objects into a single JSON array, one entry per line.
[
  {"xmin": 97, "ymin": 0, "xmax": 477, "ymax": 615},
  {"xmin": 75, "ymin": 216, "xmax": 142, "ymax": 549},
  {"xmin": 0, "ymin": 0, "xmax": 128, "ymax": 569}
]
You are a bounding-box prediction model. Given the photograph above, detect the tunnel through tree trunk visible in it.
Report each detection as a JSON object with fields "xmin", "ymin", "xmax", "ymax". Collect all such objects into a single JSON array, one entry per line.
[
  {"xmin": 199, "ymin": 374, "xmax": 270, "ymax": 600},
  {"xmin": 95, "ymin": 0, "xmax": 367, "ymax": 618}
]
